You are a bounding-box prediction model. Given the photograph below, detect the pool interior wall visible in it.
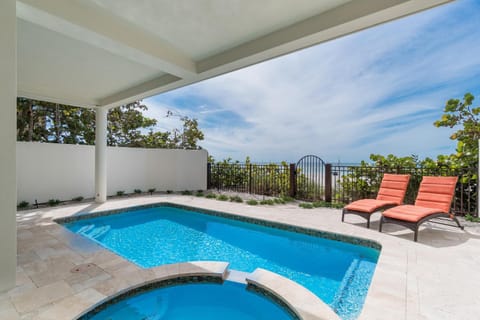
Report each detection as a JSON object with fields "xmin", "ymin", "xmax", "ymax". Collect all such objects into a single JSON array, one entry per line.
[
  {"xmin": 58, "ymin": 203, "xmax": 381, "ymax": 320},
  {"xmin": 79, "ymin": 276, "xmax": 299, "ymax": 320}
]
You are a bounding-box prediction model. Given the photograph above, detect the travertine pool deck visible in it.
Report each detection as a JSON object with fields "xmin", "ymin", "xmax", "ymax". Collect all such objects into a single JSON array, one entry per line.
[{"xmin": 2, "ymin": 195, "xmax": 480, "ymax": 319}]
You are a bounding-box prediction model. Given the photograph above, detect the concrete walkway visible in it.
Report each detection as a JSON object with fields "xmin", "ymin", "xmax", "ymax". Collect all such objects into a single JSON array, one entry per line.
[{"xmin": 1, "ymin": 195, "xmax": 479, "ymax": 319}]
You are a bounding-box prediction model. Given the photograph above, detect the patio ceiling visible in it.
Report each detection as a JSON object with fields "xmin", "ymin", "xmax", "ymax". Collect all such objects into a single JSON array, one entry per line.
[{"xmin": 16, "ymin": 0, "xmax": 452, "ymax": 108}]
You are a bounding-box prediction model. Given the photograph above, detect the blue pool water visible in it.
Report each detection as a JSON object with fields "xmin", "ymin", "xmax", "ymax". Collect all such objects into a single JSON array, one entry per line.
[
  {"xmin": 82, "ymin": 281, "xmax": 293, "ymax": 320},
  {"xmin": 65, "ymin": 206, "xmax": 379, "ymax": 319}
]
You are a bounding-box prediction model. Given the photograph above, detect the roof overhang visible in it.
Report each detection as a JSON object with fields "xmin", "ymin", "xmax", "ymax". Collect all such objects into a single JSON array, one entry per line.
[{"xmin": 16, "ymin": 0, "xmax": 453, "ymax": 108}]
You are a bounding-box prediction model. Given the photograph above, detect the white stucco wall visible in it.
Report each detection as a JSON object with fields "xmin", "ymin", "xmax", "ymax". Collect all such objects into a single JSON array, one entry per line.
[
  {"xmin": 0, "ymin": 0, "xmax": 17, "ymax": 292},
  {"xmin": 16, "ymin": 142, "xmax": 207, "ymax": 204}
]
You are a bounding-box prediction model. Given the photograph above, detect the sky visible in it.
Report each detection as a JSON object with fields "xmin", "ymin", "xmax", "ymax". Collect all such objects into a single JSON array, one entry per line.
[{"xmin": 143, "ymin": 0, "xmax": 480, "ymax": 164}]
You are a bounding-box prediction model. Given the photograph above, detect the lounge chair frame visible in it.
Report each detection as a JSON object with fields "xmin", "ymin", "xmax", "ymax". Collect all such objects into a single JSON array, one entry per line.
[
  {"xmin": 342, "ymin": 205, "xmax": 396, "ymax": 229},
  {"xmin": 379, "ymin": 212, "xmax": 464, "ymax": 242}
]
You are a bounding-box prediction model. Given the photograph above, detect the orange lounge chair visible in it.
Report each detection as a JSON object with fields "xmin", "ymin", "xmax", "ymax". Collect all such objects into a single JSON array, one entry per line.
[
  {"xmin": 379, "ymin": 176, "xmax": 464, "ymax": 241},
  {"xmin": 342, "ymin": 173, "xmax": 410, "ymax": 228}
]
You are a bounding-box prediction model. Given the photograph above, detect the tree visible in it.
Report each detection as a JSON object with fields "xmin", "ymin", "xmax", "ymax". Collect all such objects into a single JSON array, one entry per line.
[
  {"xmin": 107, "ymin": 101, "xmax": 157, "ymax": 147},
  {"xmin": 49, "ymin": 104, "xmax": 96, "ymax": 144},
  {"xmin": 16, "ymin": 98, "xmax": 205, "ymax": 149},
  {"xmin": 434, "ymin": 92, "xmax": 480, "ymax": 167},
  {"xmin": 179, "ymin": 117, "xmax": 204, "ymax": 149},
  {"xmin": 17, "ymin": 98, "xmax": 50, "ymax": 142},
  {"xmin": 141, "ymin": 130, "xmax": 170, "ymax": 148}
]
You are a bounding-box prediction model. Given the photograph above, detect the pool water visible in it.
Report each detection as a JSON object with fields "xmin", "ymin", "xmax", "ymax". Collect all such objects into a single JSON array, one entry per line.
[
  {"xmin": 81, "ymin": 281, "xmax": 294, "ymax": 320},
  {"xmin": 65, "ymin": 206, "xmax": 379, "ymax": 319}
]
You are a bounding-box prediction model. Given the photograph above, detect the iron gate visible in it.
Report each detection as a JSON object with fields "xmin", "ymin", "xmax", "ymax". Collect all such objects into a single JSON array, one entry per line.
[{"xmin": 295, "ymin": 155, "xmax": 328, "ymax": 201}]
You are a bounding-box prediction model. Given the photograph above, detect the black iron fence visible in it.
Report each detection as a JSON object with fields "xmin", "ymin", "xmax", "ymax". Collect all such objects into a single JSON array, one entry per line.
[
  {"xmin": 207, "ymin": 161, "xmax": 478, "ymax": 216},
  {"xmin": 207, "ymin": 162, "xmax": 291, "ymax": 197}
]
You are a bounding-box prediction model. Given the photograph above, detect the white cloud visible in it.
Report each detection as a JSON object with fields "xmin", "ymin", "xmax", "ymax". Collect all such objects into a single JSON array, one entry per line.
[{"xmin": 144, "ymin": 1, "xmax": 480, "ymax": 163}]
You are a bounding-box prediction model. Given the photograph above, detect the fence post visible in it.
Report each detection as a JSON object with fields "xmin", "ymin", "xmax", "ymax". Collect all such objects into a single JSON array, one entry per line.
[
  {"xmin": 289, "ymin": 163, "xmax": 296, "ymax": 197},
  {"xmin": 248, "ymin": 164, "xmax": 252, "ymax": 194},
  {"xmin": 207, "ymin": 162, "xmax": 211, "ymax": 189},
  {"xmin": 217, "ymin": 163, "xmax": 220, "ymax": 191},
  {"xmin": 325, "ymin": 163, "xmax": 332, "ymax": 202}
]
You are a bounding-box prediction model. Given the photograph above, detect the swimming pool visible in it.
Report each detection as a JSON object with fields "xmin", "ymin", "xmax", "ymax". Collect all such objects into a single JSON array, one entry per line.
[
  {"xmin": 63, "ymin": 204, "xmax": 379, "ymax": 319},
  {"xmin": 79, "ymin": 279, "xmax": 295, "ymax": 320}
]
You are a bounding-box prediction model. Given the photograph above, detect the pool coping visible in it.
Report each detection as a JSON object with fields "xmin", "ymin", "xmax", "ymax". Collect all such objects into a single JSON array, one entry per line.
[
  {"xmin": 247, "ymin": 268, "xmax": 340, "ymax": 320},
  {"xmin": 71, "ymin": 260, "xmax": 335, "ymax": 320}
]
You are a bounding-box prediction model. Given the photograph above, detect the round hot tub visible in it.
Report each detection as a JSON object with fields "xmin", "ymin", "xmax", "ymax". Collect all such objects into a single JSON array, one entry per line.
[{"xmin": 79, "ymin": 278, "xmax": 297, "ymax": 320}]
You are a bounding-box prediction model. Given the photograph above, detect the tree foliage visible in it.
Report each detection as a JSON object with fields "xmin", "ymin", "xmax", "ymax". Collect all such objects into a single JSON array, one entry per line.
[
  {"xmin": 16, "ymin": 98, "xmax": 204, "ymax": 149},
  {"xmin": 107, "ymin": 101, "xmax": 156, "ymax": 147},
  {"xmin": 434, "ymin": 92, "xmax": 480, "ymax": 167}
]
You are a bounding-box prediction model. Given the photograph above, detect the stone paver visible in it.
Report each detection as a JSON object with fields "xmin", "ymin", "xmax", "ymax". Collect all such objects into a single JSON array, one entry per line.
[
  {"xmin": 1, "ymin": 195, "xmax": 479, "ymax": 319},
  {"xmin": 11, "ymin": 281, "xmax": 74, "ymax": 314},
  {"xmin": 247, "ymin": 268, "xmax": 340, "ymax": 320}
]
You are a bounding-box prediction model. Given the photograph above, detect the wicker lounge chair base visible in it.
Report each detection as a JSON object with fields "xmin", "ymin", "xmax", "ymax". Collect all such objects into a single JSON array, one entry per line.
[{"xmin": 379, "ymin": 213, "xmax": 464, "ymax": 242}]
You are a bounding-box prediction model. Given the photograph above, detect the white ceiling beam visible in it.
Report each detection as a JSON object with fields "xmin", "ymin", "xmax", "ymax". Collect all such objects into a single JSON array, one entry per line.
[
  {"xmin": 99, "ymin": 74, "xmax": 181, "ymax": 109},
  {"xmin": 17, "ymin": 88, "xmax": 98, "ymax": 108},
  {"xmin": 197, "ymin": 0, "xmax": 452, "ymax": 74},
  {"xmin": 16, "ymin": 0, "xmax": 197, "ymax": 79}
]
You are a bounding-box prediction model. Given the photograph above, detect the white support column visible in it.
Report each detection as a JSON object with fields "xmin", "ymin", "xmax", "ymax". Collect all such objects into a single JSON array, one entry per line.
[
  {"xmin": 0, "ymin": 0, "xmax": 17, "ymax": 292},
  {"xmin": 95, "ymin": 107, "xmax": 108, "ymax": 203}
]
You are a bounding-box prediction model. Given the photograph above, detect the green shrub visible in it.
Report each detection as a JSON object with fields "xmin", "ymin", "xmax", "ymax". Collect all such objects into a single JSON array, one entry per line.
[
  {"xmin": 217, "ymin": 194, "xmax": 229, "ymax": 201},
  {"xmin": 312, "ymin": 201, "xmax": 327, "ymax": 208},
  {"xmin": 72, "ymin": 196, "xmax": 84, "ymax": 202},
  {"xmin": 205, "ymin": 193, "xmax": 217, "ymax": 199},
  {"xmin": 182, "ymin": 190, "xmax": 193, "ymax": 195},
  {"xmin": 148, "ymin": 188, "xmax": 156, "ymax": 194},
  {"xmin": 299, "ymin": 203, "xmax": 313, "ymax": 209},
  {"xmin": 260, "ymin": 199, "xmax": 275, "ymax": 205},
  {"xmin": 134, "ymin": 189, "xmax": 142, "ymax": 194},
  {"xmin": 274, "ymin": 198, "xmax": 286, "ymax": 204},
  {"xmin": 246, "ymin": 199, "xmax": 258, "ymax": 205},
  {"xmin": 116, "ymin": 191, "xmax": 125, "ymax": 196},
  {"xmin": 230, "ymin": 195, "xmax": 243, "ymax": 203},
  {"xmin": 311, "ymin": 201, "xmax": 344, "ymax": 209},
  {"xmin": 196, "ymin": 191, "xmax": 204, "ymax": 197},
  {"xmin": 48, "ymin": 199, "xmax": 61, "ymax": 206},
  {"xmin": 465, "ymin": 213, "xmax": 480, "ymax": 222},
  {"xmin": 166, "ymin": 190, "xmax": 173, "ymax": 194},
  {"xmin": 281, "ymin": 196, "xmax": 295, "ymax": 202},
  {"xmin": 17, "ymin": 201, "xmax": 29, "ymax": 209}
]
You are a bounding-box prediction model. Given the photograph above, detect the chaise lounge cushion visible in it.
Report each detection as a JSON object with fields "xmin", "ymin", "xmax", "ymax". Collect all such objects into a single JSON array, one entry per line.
[
  {"xmin": 382, "ymin": 205, "xmax": 445, "ymax": 222},
  {"xmin": 344, "ymin": 174, "xmax": 410, "ymax": 213},
  {"xmin": 413, "ymin": 176, "xmax": 457, "ymax": 213},
  {"xmin": 345, "ymin": 199, "xmax": 397, "ymax": 213}
]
